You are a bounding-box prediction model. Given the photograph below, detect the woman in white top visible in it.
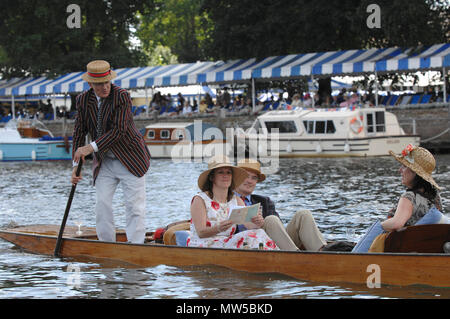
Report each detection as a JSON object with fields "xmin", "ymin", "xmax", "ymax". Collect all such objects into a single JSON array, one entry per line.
[{"xmin": 188, "ymin": 156, "xmax": 278, "ymax": 250}]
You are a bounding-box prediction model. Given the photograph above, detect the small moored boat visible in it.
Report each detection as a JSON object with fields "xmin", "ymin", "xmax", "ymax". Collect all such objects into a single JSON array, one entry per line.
[
  {"xmin": 0, "ymin": 119, "xmax": 72, "ymax": 161},
  {"xmin": 0, "ymin": 224, "xmax": 448, "ymax": 288},
  {"xmin": 241, "ymin": 107, "xmax": 419, "ymax": 157}
]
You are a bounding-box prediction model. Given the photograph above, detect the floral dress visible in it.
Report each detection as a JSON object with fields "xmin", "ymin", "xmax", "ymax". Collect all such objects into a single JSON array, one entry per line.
[
  {"xmin": 187, "ymin": 192, "xmax": 278, "ymax": 250},
  {"xmin": 388, "ymin": 191, "xmax": 443, "ymax": 226}
]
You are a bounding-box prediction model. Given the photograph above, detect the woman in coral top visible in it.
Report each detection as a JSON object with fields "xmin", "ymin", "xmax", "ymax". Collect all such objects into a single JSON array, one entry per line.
[{"xmin": 188, "ymin": 156, "xmax": 278, "ymax": 250}]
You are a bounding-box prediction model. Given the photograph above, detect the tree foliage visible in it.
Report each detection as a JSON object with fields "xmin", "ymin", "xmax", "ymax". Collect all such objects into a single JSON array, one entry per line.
[
  {"xmin": 0, "ymin": 0, "xmax": 448, "ymax": 89},
  {"xmin": 200, "ymin": 0, "xmax": 448, "ymax": 101},
  {"xmin": 201, "ymin": 0, "xmax": 448, "ymax": 60},
  {"xmin": 136, "ymin": 0, "xmax": 212, "ymax": 63},
  {"xmin": 0, "ymin": 0, "xmax": 151, "ymax": 78}
]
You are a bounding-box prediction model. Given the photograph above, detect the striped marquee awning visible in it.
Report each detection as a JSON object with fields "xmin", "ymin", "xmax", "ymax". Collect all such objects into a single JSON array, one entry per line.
[{"xmin": 1, "ymin": 43, "xmax": 449, "ymax": 97}]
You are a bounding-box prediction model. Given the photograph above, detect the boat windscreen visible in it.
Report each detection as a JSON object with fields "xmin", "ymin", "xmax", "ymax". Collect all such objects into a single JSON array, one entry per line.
[{"xmin": 264, "ymin": 121, "xmax": 297, "ymax": 133}]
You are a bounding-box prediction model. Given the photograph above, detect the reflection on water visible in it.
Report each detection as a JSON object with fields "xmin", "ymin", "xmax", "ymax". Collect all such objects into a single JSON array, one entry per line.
[{"xmin": 0, "ymin": 155, "xmax": 449, "ymax": 299}]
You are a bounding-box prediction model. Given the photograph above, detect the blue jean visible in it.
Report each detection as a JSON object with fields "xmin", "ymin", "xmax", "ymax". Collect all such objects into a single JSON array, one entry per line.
[
  {"xmin": 351, "ymin": 207, "xmax": 443, "ymax": 253},
  {"xmin": 414, "ymin": 207, "xmax": 443, "ymax": 225}
]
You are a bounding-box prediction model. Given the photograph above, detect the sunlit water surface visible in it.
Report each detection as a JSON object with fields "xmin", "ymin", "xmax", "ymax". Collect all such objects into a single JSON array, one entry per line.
[{"xmin": 0, "ymin": 155, "xmax": 449, "ymax": 299}]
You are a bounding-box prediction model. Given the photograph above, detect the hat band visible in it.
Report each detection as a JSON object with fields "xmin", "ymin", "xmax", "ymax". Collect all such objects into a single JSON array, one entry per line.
[{"xmin": 87, "ymin": 70, "xmax": 111, "ymax": 78}]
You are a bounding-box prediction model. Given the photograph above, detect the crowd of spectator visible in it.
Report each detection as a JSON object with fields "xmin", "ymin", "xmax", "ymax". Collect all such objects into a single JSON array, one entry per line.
[
  {"xmin": 0, "ymin": 99, "xmax": 74, "ymax": 123},
  {"xmin": 1, "ymin": 86, "xmax": 448, "ymax": 123},
  {"xmin": 147, "ymin": 87, "xmax": 254, "ymax": 117}
]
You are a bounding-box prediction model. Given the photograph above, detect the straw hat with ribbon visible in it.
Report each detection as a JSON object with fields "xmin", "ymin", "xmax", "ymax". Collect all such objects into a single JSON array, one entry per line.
[
  {"xmin": 198, "ymin": 155, "xmax": 248, "ymax": 191},
  {"xmin": 389, "ymin": 144, "xmax": 440, "ymax": 190},
  {"xmin": 81, "ymin": 60, "xmax": 117, "ymax": 83},
  {"xmin": 237, "ymin": 158, "xmax": 266, "ymax": 182}
]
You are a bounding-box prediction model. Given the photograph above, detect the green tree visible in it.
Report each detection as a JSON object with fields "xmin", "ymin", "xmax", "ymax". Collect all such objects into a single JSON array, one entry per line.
[
  {"xmin": 136, "ymin": 0, "xmax": 212, "ymax": 63},
  {"xmin": 146, "ymin": 45, "xmax": 179, "ymax": 66},
  {"xmin": 202, "ymin": 0, "xmax": 448, "ymax": 59},
  {"xmin": 0, "ymin": 0, "xmax": 152, "ymax": 78},
  {"xmin": 201, "ymin": 0, "xmax": 449, "ymax": 104}
]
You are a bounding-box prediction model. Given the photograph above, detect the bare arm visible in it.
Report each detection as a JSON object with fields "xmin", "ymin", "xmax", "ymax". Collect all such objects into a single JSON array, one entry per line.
[
  {"xmin": 190, "ymin": 196, "xmax": 233, "ymax": 238},
  {"xmin": 381, "ymin": 197, "xmax": 413, "ymax": 231}
]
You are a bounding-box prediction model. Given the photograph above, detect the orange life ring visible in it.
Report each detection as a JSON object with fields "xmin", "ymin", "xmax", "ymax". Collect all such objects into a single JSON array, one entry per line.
[{"xmin": 350, "ymin": 116, "xmax": 363, "ymax": 134}]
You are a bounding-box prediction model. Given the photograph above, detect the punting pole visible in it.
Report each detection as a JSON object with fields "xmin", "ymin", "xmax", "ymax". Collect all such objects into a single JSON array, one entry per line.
[{"xmin": 54, "ymin": 160, "xmax": 83, "ymax": 257}]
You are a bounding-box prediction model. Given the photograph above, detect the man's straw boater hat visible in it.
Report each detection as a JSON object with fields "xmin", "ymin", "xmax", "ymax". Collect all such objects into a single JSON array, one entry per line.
[
  {"xmin": 237, "ymin": 158, "xmax": 266, "ymax": 182},
  {"xmin": 81, "ymin": 60, "xmax": 117, "ymax": 83},
  {"xmin": 198, "ymin": 155, "xmax": 248, "ymax": 191},
  {"xmin": 389, "ymin": 144, "xmax": 440, "ymax": 190}
]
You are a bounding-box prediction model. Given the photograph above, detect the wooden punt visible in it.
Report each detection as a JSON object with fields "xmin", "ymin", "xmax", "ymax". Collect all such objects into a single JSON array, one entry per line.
[{"xmin": 0, "ymin": 224, "xmax": 449, "ymax": 288}]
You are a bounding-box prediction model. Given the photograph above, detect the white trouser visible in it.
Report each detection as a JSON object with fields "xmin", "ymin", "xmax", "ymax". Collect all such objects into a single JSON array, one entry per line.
[{"xmin": 95, "ymin": 155, "xmax": 146, "ymax": 243}]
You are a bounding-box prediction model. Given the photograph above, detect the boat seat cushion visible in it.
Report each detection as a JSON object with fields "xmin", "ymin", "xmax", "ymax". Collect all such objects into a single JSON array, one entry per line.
[
  {"xmin": 163, "ymin": 222, "xmax": 190, "ymax": 245},
  {"xmin": 175, "ymin": 231, "xmax": 190, "ymax": 247}
]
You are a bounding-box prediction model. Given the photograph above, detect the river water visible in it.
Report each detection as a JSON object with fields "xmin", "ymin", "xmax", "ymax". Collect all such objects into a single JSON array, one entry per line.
[{"xmin": 0, "ymin": 155, "xmax": 449, "ymax": 299}]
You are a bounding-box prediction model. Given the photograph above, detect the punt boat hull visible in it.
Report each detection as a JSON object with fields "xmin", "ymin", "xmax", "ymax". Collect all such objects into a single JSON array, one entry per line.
[{"xmin": 0, "ymin": 225, "xmax": 449, "ymax": 288}]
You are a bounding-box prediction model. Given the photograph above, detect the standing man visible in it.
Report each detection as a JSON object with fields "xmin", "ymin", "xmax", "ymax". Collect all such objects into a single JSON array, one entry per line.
[
  {"xmin": 71, "ymin": 60, "xmax": 151, "ymax": 243},
  {"xmin": 235, "ymin": 159, "xmax": 327, "ymax": 251}
]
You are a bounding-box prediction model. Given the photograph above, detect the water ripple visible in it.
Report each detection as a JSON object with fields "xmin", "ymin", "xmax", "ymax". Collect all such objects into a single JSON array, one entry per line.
[{"xmin": 0, "ymin": 155, "xmax": 449, "ymax": 298}]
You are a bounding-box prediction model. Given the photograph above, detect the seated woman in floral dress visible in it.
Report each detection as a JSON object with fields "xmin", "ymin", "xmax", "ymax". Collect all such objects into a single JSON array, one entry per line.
[{"xmin": 187, "ymin": 155, "xmax": 278, "ymax": 250}]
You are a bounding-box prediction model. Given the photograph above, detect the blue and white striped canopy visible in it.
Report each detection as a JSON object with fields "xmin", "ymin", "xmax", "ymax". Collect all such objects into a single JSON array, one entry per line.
[{"xmin": 1, "ymin": 43, "xmax": 449, "ymax": 97}]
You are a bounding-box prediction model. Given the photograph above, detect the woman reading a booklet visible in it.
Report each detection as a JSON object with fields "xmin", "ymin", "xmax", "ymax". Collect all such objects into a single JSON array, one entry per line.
[{"xmin": 187, "ymin": 156, "xmax": 279, "ymax": 250}]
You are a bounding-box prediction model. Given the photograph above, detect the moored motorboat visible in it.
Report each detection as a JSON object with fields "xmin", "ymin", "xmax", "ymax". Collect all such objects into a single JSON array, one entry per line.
[
  {"xmin": 143, "ymin": 121, "xmax": 231, "ymax": 159},
  {"xmin": 0, "ymin": 224, "xmax": 448, "ymax": 288},
  {"xmin": 241, "ymin": 107, "xmax": 420, "ymax": 157},
  {"xmin": 0, "ymin": 119, "xmax": 72, "ymax": 161}
]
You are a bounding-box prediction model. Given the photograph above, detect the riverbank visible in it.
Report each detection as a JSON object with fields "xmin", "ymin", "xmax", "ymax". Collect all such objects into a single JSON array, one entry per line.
[{"xmin": 38, "ymin": 104, "xmax": 450, "ymax": 154}]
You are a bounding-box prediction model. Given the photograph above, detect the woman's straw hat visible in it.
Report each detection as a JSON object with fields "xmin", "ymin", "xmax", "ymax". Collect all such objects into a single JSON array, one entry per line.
[
  {"xmin": 198, "ymin": 155, "xmax": 248, "ymax": 191},
  {"xmin": 81, "ymin": 60, "xmax": 117, "ymax": 83},
  {"xmin": 237, "ymin": 158, "xmax": 266, "ymax": 182},
  {"xmin": 389, "ymin": 144, "xmax": 440, "ymax": 190}
]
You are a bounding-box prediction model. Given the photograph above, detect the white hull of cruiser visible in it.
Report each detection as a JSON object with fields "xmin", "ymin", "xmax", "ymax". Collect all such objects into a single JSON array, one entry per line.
[{"xmin": 241, "ymin": 107, "xmax": 420, "ymax": 158}]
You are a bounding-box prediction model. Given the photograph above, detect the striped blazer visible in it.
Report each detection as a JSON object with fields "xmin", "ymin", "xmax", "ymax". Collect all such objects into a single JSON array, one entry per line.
[{"xmin": 72, "ymin": 84, "xmax": 151, "ymax": 183}]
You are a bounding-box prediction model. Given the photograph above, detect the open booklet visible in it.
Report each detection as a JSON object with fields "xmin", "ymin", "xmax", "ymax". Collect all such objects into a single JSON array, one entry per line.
[{"xmin": 228, "ymin": 203, "xmax": 260, "ymax": 224}]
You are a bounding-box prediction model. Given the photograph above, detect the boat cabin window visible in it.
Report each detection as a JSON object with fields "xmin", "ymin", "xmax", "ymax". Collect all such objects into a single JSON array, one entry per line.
[
  {"xmin": 264, "ymin": 121, "xmax": 297, "ymax": 133},
  {"xmin": 147, "ymin": 130, "xmax": 155, "ymax": 139},
  {"xmin": 366, "ymin": 111, "xmax": 385, "ymax": 133},
  {"xmin": 303, "ymin": 120, "xmax": 336, "ymax": 134},
  {"xmin": 160, "ymin": 130, "xmax": 170, "ymax": 139}
]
